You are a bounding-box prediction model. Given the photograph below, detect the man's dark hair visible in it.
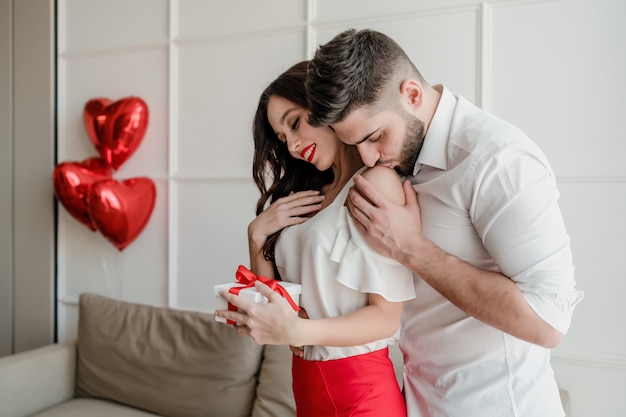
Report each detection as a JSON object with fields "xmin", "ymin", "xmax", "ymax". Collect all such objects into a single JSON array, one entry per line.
[{"xmin": 306, "ymin": 28, "xmax": 421, "ymax": 126}]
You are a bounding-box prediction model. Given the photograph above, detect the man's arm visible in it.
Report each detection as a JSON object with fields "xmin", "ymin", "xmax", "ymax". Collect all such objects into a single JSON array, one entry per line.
[{"xmin": 346, "ymin": 174, "xmax": 567, "ymax": 348}]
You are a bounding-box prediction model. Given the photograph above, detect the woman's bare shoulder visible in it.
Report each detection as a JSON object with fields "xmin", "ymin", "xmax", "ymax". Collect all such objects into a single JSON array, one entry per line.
[{"xmin": 359, "ymin": 166, "xmax": 405, "ymax": 205}]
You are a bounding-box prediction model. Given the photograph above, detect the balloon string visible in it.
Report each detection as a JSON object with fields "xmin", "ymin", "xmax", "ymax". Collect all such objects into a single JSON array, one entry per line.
[{"xmin": 100, "ymin": 248, "xmax": 122, "ymax": 298}]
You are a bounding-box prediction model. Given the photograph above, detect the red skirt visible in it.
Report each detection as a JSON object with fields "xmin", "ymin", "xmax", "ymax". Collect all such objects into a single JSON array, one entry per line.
[{"xmin": 292, "ymin": 347, "xmax": 406, "ymax": 417}]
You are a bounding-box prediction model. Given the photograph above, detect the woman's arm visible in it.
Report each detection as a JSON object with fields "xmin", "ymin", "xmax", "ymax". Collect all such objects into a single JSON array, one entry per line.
[
  {"xmin": 218, "ymin": 166, "xmax": 408, "ymax": 347},
  {"xmin": 292, "ymin": 293, "xmax": 402, "ymax": 347},
  {"xmin": 219, "ymin": 281, "xmax": 404, "ymax": 347}
]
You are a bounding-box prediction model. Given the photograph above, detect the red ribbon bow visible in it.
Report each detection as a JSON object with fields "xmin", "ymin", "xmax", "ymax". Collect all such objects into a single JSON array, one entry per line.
[{"xmin": 227, "ymin": 265, "xmax": 300, "ymax": 325}]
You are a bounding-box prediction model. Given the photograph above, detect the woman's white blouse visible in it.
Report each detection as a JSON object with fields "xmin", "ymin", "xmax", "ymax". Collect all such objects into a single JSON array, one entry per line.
[{"xmin": 274, "ymin": 169, "xmax": 415, "ymax": 361}]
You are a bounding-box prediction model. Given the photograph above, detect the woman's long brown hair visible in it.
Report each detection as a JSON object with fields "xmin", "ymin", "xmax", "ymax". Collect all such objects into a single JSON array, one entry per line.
[{"xmin": 252, "ymin": 61, "xmax": 333, "ymax": 276}]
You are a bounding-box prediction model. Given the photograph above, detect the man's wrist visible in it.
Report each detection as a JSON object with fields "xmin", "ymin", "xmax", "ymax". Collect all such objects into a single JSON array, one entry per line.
[{"xmin": 399, "ymin": 235, "xmax": 446, "ymax": 278}]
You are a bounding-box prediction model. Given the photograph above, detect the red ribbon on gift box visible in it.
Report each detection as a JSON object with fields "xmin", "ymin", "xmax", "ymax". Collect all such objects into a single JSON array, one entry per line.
[{"xmin": 227, "ymin": 265, "xmax": 300, "ymax": 325}]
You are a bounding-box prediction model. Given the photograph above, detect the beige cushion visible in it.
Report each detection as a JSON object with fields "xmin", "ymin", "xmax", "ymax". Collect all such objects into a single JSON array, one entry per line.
[
  {"xmin": 76, "ymin": 293, "xmax": 264, "ymax": 417},
  {"xmin": 251, "ymin": 345, "xmax": 295, "ymax": 417}
]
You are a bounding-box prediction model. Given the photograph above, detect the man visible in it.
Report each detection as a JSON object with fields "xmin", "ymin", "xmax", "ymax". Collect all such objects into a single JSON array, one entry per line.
[
  {"xmin": 219, "ymin": 29, "xmax": 583, "ymax": 416},
  {"xmin": 307, "ymin": 28, "xmax": 584, "ymax": 416}
]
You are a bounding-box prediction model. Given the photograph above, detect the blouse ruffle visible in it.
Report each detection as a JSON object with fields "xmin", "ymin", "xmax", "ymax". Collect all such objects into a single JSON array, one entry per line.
[{"xmin": 329, "ymin": 206, "xmax": 416, "ymax": 302}]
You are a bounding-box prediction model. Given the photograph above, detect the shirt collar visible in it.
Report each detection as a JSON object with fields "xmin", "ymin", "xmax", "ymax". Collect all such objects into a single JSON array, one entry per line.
[{"xmin": 413, "ymin": 85, "xmax": 457, "ymax": 176}]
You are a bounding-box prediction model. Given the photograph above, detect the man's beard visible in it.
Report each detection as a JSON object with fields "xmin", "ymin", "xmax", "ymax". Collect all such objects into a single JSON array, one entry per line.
[{"xmin": 395, "ymin": 115, "xmax": 425, "ymax": 176}]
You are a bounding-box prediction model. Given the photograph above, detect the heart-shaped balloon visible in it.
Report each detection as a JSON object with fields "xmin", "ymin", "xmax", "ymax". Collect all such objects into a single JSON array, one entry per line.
[
  {"xmin": 83, "ymin": 96, "xmax": 149, "ymax": 170},
  {"xmin": 86, "ymin": 177, "xmax": 156, "ymax": 251},
  {"xmin": 52, "ymin": 157, "xmax": 114, "ymax": 231}
]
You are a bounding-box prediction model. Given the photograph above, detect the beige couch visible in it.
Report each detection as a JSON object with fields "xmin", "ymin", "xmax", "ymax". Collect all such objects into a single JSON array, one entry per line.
[
  {"xmin": 0, "ymin": 293, "xmax": 301, "ymax": 417},
  {"xmin": 0, "ymin": 293, "xmax": 569, "ymax": 417}
]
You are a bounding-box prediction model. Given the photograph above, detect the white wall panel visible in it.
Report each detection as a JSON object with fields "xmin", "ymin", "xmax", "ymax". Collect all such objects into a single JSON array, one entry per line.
[
  {"xmin": 554, "ymin": 180, "xmax": 626, "ymax": 358},
  {"xmin": 57, "ymin": 304, "xmax": 79, "ymax": 342},
  {"xmin": 173, "ymin": 180, "xmax": 259, "ymax": 311},
  {"xmin": 58, "ymin": 0, "xmax": 169, "ymax": 54},
  {"xmin": 552, "ymin": 360, "xmax": 626, "ymax": 417},
  {"xmin": 175, "ymin": 31, "xmax": 305, "ymax": 178},
  {"xmin": 551, "ymin": 178, "xmax": 626, "ymax": 415},
  {"xmin": 177, "ymin": 0, "xmax": 306, "ymax": 40},
  {"xmin": 57, "ymin": 178, "xmax": 169, "ymax": 309},
  {"xmin": 491, "ymin": 0, "xmax": 626, "ymax": 173},
  {"xmin": 57, "ymin": 49, "xmax": 169, "ymax": 176},
  {"xmin": 315, "ymin": 0, "xmax": 503, "ymax": 23},
  {"xmin": 314, "ymin": 8, "xmax": 479, "ymax": 103}
]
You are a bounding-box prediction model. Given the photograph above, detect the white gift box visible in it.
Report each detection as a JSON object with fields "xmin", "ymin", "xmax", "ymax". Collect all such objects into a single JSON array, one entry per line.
[{"xmin": 214, "ymin": 281, "xmax": 301, "ymax": 323}]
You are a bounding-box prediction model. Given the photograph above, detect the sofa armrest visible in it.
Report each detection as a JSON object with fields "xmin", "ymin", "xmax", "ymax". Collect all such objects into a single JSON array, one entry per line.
[{"xmin": 0, "ymin": 340, "xmax": 77, "ymax": 417}]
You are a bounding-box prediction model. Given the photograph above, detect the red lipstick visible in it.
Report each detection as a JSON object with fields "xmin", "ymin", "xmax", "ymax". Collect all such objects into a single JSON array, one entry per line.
[{"xmin": 301, "ymin": 144, "xmax": 316, "ymax": 163}]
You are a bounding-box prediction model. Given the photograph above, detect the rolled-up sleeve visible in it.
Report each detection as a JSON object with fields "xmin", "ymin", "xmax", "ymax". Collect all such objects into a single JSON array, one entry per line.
[{"xmin": 474, "ymin": 144, "xmax": 584, "ymax": 334}]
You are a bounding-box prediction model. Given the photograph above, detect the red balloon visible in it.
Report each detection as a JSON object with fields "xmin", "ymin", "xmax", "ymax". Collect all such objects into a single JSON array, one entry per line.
[
  {"xmin": 52, "ymin": 157, "xmax": 113, "ymax": 231},
  {"xmin": 86, "ymin": 177, "xmax": 156, "ymax": 251},
  {"xmin": 83, "ymin": 96, "xmax": 149, "ymax": 170}
]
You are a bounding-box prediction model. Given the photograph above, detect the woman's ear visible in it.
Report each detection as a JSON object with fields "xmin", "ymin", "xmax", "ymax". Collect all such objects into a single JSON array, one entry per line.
[{"xmin": 400, "ymin": 79, "xmax": 422, "ymax": 111}]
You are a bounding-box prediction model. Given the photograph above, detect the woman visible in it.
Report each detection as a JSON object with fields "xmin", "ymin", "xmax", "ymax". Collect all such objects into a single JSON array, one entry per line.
[{"xmin": 221, "ymin": 61, "xmax": 415, "ymax": 417}]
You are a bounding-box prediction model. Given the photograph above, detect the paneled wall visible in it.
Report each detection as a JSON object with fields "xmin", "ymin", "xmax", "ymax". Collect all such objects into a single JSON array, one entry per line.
[
  {"xmin": 56, "ymin": 1, "xmax": 625, "ymax": 415},
  {"xmin": 56, "ymin": 0, "xmax": 308, "ymax": 334}
]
